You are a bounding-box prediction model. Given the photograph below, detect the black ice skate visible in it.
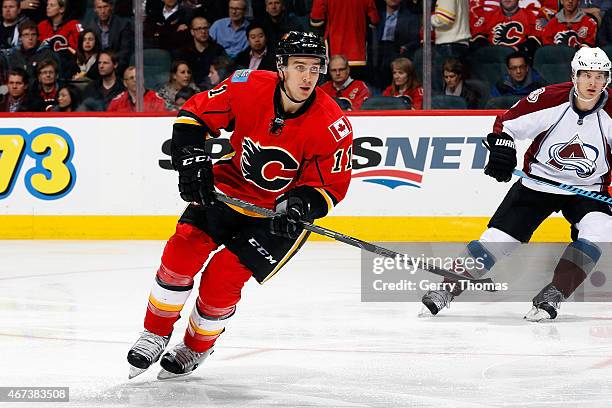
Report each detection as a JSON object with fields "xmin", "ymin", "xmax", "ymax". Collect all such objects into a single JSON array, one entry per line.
[
  {"xmin": 420, "ymin": 290, "xmax": 454, "ymax": 316},
  {"xmin": 127, "ymin": 329, "xmax": 171, "ymax": 379},
  {"xmin": 157, "ymin": 342, "xmax": 214, "ymax": 380},
  {"xmin": 524, "ymin": 283, "xmax": 566, "ymax": 322}
]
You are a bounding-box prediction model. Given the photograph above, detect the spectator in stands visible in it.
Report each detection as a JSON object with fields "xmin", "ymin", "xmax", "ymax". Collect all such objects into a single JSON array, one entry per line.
[
  {"xmin": 491, "ymin": 51, "xmax": 545, "ymax": 97},
  {"xmin": 579, "ymin": 0, "xmax": 611, "ymax": 23},
  {"xmin": 38, "ymin": 0, "xmax": 82, "ymax": 52},
  {"xmin": 209, "ymin": 0, "xmax": 250, "ymax": 59},
  {"xmin": 542, "ymin": 0, "xmax": 598, "ymax": 47},
  {"xmin": 0, "ymin": 68, "xmax": 30, "ymax": 111},
  {"xmin": 208, "ymin": 55, "xmax": 232, "ymax": 87},
  {"xmin": 20, "ymin": 0, "xmax": 45, "ymax": 23},
  {"xmin": 310, "ymin": 0, "xmax": 379, "ymax": 80},
  {"xmin": 0, "ymin": 0, "xmax": 24, "ymax": 50},
  {"xmin": 81, "ymin": 49, "xmax": 124, "ymax": 110},
  {"xmin": 158, "ymin": 60, "xmax": 198, "ymax": 111},
  {"xmin": 471, "ymin": 0, "xmax": 542, "ymax": 58},
  {"xmin": 86, "ymin": 0, "xmax": 133, "ymax": 74},
  {"xmin": 28, "ymin": 58, "xmax": 60, "ymax": 111},
  {"xmin": 441, "ymin": 58, "xmax": 480, "ymax": 108},
  {"xmin": 71, "ymin": 28, "xmax": 100, "ymax": 81},
  {"xmin": 259, "ymin": 0, "xmax": 304, "ymax": 50},
  {"xmin": 234, "ymin": 22, "xmax": 276, "ymax": 71},
  {"xmin": 107, "ymin": 65, "xmax": 168, "ymax": 112},
  {"xmin": 597, "ymin": 8, "xmax": 612, "ymax": 46},
  {"xmin": 9, "ymin": 20, "xmax": 58, "ymax": 82},
  {"xmin": 144, "ymin": 0, "xmax": 192, "ymax": 52},
  {"xmin": 174, "ymin": 85, "xmax": 196, "ymax": 108},
  {"xmin": 175, "ymin": 16, "xmax": 227, "ymax": 90},
  {"xmin": 51, "ymin": 84, "xmax": 80, "ymax": 111},
  {"xmin": 180, "ymin": 0, "xmax": 228, "ymax": 23},
  {"xmin": 371, "ymin": 0, "xmax": 420, "ymax": 91},
  {"xmin": 320, "ymin": 54, "xmax": 370, "ymax": 110},
  {"xmin": 431, "ymin": 0, "xmax": 471, "ymax": 60},
  {"xmin": 382, "ymin": 57, "xmax": 423, "ymax": 109}
]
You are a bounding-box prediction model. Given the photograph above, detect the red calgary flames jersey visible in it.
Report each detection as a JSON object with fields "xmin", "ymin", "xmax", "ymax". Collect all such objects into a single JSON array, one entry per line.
[
  {"xmin": 38, "ymin": 19, "xmax": 82, "ymax": 51},
  {"xmin": 178, "ymin": 70, "xmax": 353, "ymax": 211},
  {"xmin": 472, "ymin": 8, "xmax": 542, "ymax": 47},
  {"xmin": 319, "ymin": 79, "xmax": 370, "ymax": 110},
  {"xmin": 541, "ymin": 12, "xmax": 598, "ymax": 47}
]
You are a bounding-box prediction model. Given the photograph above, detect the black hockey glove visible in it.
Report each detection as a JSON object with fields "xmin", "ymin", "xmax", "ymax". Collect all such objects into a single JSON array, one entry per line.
[
  {"xmin": 172, "ymin": 146, "xmax": 215, "ymax": 206},
  {"xmin": 270, "ymin": 192, "xmax": 315, "ymax": 239},
  {"xmin": 484, "ymin": 132, "xmax": 517, "ymax": 183}
]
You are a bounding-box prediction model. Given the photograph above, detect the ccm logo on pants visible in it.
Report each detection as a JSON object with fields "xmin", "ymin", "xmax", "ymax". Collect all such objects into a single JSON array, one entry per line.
[{"xmin": 248, "ymin": 238, "xmax": 278, "ymax": 265}]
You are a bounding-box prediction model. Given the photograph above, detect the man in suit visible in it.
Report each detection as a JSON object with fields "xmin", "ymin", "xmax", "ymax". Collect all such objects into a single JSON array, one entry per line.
[
  {"xmin": 234, "ymin": 23, "xmax": 276, "ymax": 72},
  {"xmin": 85, "ymin": 0, "xmax": 134, "ymax": 75},
  {"xmin": 370, "ymin": 0, "xmax": 420, "ymax": 91}
]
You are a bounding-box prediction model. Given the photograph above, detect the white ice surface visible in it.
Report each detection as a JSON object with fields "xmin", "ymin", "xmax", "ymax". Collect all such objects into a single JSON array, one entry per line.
[{"xmin": 1, "ymin": 241, "xmax": 611, "ymax": 408}]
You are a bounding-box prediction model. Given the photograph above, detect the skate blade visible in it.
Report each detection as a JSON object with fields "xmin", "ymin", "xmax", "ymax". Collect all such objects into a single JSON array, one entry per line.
[
  {"xmin": 128, "ymin": 365, "xmax": 148, "ymax": 379},
  {"xmin": 157, "ymin": 368, "xmax": 193, "ymax": 380},
  {"xmin": 418, "ymin": 305, "xmax": 436, "ymax": 317},
  {"xmin": 524, "ymin": 307, "xmax": 552, "ymax": 322}
]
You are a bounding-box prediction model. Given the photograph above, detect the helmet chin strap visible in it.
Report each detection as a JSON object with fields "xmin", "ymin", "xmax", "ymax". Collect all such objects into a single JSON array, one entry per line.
[{"xmin": 278, "ymin": 69, "xmax": 309, "ymax": 104}]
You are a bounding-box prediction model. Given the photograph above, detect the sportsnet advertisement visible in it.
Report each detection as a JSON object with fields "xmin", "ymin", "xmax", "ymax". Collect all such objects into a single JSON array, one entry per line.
[{"xmin": 0, "ymin": 113, "xmax": 609, "ymax": 238}]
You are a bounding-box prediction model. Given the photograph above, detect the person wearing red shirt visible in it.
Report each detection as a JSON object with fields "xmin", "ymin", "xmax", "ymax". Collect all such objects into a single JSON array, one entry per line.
[
  {"xmin": 471, "ymin": 0, "xmax": 542, "ymax": 56},
  {"xmin": 107, "ymin": 66, "xmax": 167, "ymax": 112},
  {"xmin": 310, "ymin": 0, "xmax": 378, "ymax": 78},
  {"xmin": 319, "ymin": 55, "xmax": 370, "ymax": 110},
  {"xmin": 542, "ymin": 0, "xmax": 598, "ymax": 47},
  {"xmin": 126, "ymin": 32, "xmax": 353, "ymax": 380},
  {"xmin": 37, "ymin": 0, "xmax": 82, "ymax": 52},
  {"xmin": 382, "ymin": 57, "xmax": 423, "ymax": 109}
]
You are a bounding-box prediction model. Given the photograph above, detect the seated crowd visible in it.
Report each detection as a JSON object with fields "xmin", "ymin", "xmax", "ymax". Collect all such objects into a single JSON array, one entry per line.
[{"xmin": 1, "ymin": 0, "xmax": 612, "ymax": 112}]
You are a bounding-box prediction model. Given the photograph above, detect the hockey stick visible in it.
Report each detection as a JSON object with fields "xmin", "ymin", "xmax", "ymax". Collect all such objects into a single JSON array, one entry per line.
[
  {"xmin": 512, "ymin": 169, "xmax": 612, "ymax": 205},
  {"xmin": 482, "ymin": 139, "xmax": 612, "ymax": 205},
  {"xmin": 213, "ymin": 192, "xmax": 496, "ymax": 287}
]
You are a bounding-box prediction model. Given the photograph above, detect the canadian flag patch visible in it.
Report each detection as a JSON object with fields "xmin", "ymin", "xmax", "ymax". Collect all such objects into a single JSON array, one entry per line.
[{"xmin": 328, "ymin": 117, "xmax": 352, "ymax": 142}]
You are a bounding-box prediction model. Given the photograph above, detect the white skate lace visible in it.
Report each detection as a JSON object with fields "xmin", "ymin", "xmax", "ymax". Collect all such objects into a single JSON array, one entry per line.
[
  {"xmin": 131, "ymin": 330, "xmax": 169, "ymax": 363},
  {"xmin": 426, "ymin": 290, "xmax": 453, "ymax": 310},
  {"xmin": 171, "ymin": 343, "xmax": 205, "ymax": 370}
]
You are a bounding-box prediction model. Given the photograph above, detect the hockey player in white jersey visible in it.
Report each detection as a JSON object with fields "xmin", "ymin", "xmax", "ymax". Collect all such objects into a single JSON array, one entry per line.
[{"xmin": 421, "ymin": 46, "xmax": 612, "ymax": 321}]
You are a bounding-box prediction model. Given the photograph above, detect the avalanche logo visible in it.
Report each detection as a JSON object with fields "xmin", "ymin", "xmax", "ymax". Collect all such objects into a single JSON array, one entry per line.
[
  {"xmin": 554, "ymin": 31, "xmax": 580, "ymax": 48},
  {"xmin": 546, "ymin": 135, "xmax": 598, "ymax": 178},
  {"xmin": 240, "ymin": 137, "xmax": 299, "ymax": 191},
  {"xmin": 352, "ymin": 168, "xmax": 423, "ymax": 189},
  {"xmin": 492, "ymin": 22, "xmax": 524, "ymax": 46},
  {"xmin": 527, "ymin": 87, "xmax": 545, "ymax": 103}
]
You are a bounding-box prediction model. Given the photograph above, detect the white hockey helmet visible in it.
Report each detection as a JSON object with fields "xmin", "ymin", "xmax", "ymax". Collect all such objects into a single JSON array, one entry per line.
[{"xmin": 571, "ymin": 47, "xmax": 612, "ymax": 78}]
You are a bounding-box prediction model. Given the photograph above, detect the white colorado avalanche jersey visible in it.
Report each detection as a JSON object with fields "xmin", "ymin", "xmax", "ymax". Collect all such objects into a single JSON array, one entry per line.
[{"xmin": 494, "ymin": 82, "xmax": 612, "ymax": 194}]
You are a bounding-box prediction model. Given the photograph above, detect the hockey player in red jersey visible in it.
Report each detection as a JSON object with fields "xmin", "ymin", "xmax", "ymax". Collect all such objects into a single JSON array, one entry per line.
[
  {"xmin": 420, "ymin": 47, "xmax": 612, "ymax": 321},
  {"xmin": 127, "ymin": 31, "xmax": 353, "ymax": 379}
]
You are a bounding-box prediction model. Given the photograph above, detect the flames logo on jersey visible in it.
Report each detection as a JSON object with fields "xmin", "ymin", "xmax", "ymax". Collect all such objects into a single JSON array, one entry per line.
[
  {"xmin": 554, "ymin": 31, "xmax": 580, "ymax": 48},
  {"xmin": 492, "ymin": 22, "xmax": 525, "ymax": 46},
  {"xmin": 42, "ymin": 35, "xmax": 70, "ymax": 52},
  {"xmin": 240, "ymin": 137, "xmax": 299, "ymax": 192},
  {"xmin": 546, "ymin": 135, "xmax": 598, "ymax": 178}
]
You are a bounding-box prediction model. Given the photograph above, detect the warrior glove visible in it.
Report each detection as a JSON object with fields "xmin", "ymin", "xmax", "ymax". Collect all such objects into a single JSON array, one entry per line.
[
  {"xmin": 173, "ymin": 146, "xmax": 215, "ymax": 206},
  {"xmin": 484, "ymin": 132, "xmax": 517, "ymax": 183}
]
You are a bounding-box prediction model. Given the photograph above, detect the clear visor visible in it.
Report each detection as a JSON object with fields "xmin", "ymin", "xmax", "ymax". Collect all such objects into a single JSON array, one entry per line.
[
  {"xmin": 277, "ymin": 56, "xmax": 328, "ymax": 75},
  {"xmin": 574, "ymin": 70, "xmax": 610, "ymax": 85}
]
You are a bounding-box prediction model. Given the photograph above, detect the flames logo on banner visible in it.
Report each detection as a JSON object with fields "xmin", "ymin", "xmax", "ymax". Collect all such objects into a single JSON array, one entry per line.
[
  {"xmin": 240, "ymin": 137, "xmax": 299, "ymax": 191},
  {"xmin": 492, "ymin": 22, "xmax": 524, "ymax": 46},
  {"xmin": 546, "ymin": 135, "xmax": 598, "ymax": 178}
]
